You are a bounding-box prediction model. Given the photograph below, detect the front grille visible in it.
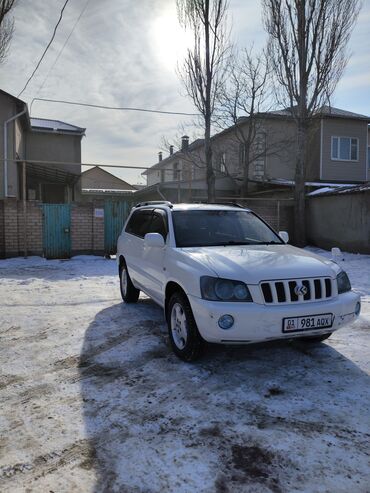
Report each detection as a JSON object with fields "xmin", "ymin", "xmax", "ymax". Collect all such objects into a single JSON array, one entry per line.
[{"xmin": 260, "ymin": 278, "xmax": 334, "ymax": 304}]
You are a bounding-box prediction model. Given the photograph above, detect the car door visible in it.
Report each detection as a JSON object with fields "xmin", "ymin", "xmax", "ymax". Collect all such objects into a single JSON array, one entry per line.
[
  {"xmin": 123, "ymin": 208, "xmax": 153, "ymax": 287},
  {"xmin": 142, "ymin": 208, "xmax": 168, "ymax": 304}
]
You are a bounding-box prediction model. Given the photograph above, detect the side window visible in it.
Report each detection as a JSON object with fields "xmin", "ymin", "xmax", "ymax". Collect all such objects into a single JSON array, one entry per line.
[
  {"xmin": 125, "ymin": 209, "xmax": 153, "ymax": 238},
  {"xmin": 149, "ymin": 209, "xmax": 168, "ymax": 239}
]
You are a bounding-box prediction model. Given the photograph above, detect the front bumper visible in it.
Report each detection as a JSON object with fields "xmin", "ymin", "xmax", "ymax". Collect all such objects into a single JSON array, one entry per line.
[{"xmin": 188, "ymin": 291, "xmax": 360, "ymax": 343}]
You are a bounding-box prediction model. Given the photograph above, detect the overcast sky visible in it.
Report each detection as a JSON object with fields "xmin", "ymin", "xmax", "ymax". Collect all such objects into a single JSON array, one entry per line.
[{"xmin": 1, "ymin": 0, "xmax": 369, "ymax": 184}]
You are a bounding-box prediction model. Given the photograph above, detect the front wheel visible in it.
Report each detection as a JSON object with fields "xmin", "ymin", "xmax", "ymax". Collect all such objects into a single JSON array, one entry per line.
[
  {"xmin": 167, "ymin": 292, "xmax": 203, "ymax": 362},
  {"xmin": 300, "ymin": 332, "xmax": 333, "ymax": 343},
  {"xmin": 119, "ymin": 262, "xmax": 140, "ymax": 303}
]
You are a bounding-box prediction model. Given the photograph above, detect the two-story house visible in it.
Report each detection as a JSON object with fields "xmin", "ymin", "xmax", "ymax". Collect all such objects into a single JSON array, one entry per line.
[
  {"xmin": 140, "ymin": 106, "xmax": 369, "ymax": 201},
  {"xmin": 0, "ymin": 89, "xmax": 85, "ymax": 203},
  {"xmin": 140, "ymin": 136, "xmax": 237, "ymax": 202}
]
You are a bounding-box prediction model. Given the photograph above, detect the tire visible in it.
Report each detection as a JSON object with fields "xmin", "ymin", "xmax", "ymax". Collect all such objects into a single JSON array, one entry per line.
[
  {"xmin": 119, "ymin": 261, "xmax": 140, "ymax": 303},
  {"xmin": 300, "ymin": 332, "xmax": 333, "ymax": 343},
  {"xmin": 167, "ymin": 292, "xmax": 203, "ymax": 362}
]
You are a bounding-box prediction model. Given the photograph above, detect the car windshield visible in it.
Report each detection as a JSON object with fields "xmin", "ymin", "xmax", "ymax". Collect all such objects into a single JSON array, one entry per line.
[{"xmin": 172, "ymin": 210, "xmax": 283, "ymax": 247}]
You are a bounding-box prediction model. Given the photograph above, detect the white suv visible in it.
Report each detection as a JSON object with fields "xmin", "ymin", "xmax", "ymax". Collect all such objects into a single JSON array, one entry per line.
[{"xmin": 117, "ymin": 202, "xmax": 360, "ymax": 361}]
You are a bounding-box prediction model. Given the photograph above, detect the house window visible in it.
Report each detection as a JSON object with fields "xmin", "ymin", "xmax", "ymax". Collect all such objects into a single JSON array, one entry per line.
[
  {"xmin": 214, "ymin": 152, "xmax": 226, "ymax": 173},
  {"xmin": 220, "ymin": 152, "xmax": 226, "ymax": 173},
  {"xmin": 160, "ymin": 169, "xmax": 165, "ymax": 182},
  {"xmin": 173, "ymin": 162, "xmax": 181, "ymax": 181},
  {"xmin": 331, "ymin": 136, "xmax": 359, "ymax": 161}
]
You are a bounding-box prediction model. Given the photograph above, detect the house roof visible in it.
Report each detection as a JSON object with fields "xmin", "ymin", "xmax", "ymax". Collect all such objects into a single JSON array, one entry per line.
[
  {"xmin": 30, "ymin": 117, "xmax": 86, "ymax": 135},
  {"xmin": 143, "ymin": 138, "xmax": 205, "ymax": 175},
  {"xmin": 0, "ymin": 88, "xmax": 26, "ymax": 107},
  {"xmin": 81, "ymin": 166, "xmax": 136, "ymax": 189},
  {"xmin": 267, "ymin": 106, "xmax": 370, "ymax": 121}
]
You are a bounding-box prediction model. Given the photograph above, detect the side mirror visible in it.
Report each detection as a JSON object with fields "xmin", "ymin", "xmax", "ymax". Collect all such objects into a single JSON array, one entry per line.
[
  {"xmin": 144, "ymin": 232, "xmax": 165, "ymax": 248},
  {"xmin": 279, "ymin": 231, "xmax": 289, "ymax": 243}
]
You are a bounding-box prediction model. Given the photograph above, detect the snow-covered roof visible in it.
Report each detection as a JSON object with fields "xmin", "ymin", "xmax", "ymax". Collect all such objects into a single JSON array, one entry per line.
[
  {"xmin": 307, "ymin": 184, "xmax": 370, "ymax": 197},
  {"xmin": 30, "ymin": 117, "xmax": 85, "ymax": 135},
  {"xmin": 81, "ymin": 188, "xmax": 136, "ymax": 194},
  {"xmin": 251, "ymin": 177, "xmax": 358, "ymax": 188}
]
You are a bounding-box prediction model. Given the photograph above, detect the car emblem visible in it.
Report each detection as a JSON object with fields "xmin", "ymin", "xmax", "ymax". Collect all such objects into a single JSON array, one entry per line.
[{"xmin": 295, "ymin": 284, "xmax": 308, "ymax": 296}]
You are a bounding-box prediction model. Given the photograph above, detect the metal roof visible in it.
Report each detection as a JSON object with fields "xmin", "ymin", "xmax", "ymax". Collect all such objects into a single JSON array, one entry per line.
[{"xmin": 30, "ymin": 118, "xmax": 86, "ymax": 135}]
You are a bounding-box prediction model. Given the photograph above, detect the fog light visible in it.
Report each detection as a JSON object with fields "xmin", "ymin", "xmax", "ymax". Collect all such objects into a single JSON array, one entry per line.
[
  {"xmin": 218, "ymin": 314, "xmax": 234, "ymax": 330},
  {"xmin": 355, "ymin": 302, "xmax": 361, "ymax": 316}
]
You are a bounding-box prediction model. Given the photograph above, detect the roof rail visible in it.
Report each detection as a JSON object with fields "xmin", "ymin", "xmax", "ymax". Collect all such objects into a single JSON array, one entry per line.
[
  {"xmin": 135, "ymin": 200, "xmax": 173, "ymax": 208},
  {"xmin": 197, "ymin": 201, "xmax": 246, "ymax": 209}
]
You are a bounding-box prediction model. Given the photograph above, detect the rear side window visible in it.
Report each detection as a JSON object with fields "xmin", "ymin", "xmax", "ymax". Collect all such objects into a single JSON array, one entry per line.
[
  {"xmin": 125, "ymin": 209, "xmax": 153, "ymax": 238},
  {"xmin": 125, "ymin": 208, "xmax": 168, "ymax": 239},
  {"xmin": 150, "ymin": 209, "xmax": 168, "ymax": 238}
]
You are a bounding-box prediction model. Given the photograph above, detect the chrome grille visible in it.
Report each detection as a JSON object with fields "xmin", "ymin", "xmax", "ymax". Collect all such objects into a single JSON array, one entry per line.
[{"xmin": 260, "ymin": 278, "xmax": 334, "ymax": 304}]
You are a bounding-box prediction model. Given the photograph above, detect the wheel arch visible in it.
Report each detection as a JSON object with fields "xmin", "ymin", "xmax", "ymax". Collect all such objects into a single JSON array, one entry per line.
[
  {"xmin": 165, "ymin": 281, "xmax": 187, "ymax": 322},
  {"xmin": 118, "ymin": 255, "xmax": 125, "ymax": 272}
]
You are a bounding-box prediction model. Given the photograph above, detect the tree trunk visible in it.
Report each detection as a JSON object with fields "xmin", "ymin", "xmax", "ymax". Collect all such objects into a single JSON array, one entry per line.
[
  {"xmin": 294, "ymin": 120, "xmax": 307, "ymax": 247},
  {"xmin": 241, "ymin": 143, "xmax": 250, "ymax": 197},
  {"xmin": 204, "ymin": 0, "xmax": 215, "ymax": 203},
  {"xmin": 205, "ymin": 120, "xmax": 215, "ymax": 202}
]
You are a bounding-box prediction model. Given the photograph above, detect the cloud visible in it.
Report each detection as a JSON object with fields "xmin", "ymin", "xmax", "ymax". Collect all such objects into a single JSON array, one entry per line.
[{"xmin": 1, "ymin": 0, "xmax": 369, "ymax": 185}]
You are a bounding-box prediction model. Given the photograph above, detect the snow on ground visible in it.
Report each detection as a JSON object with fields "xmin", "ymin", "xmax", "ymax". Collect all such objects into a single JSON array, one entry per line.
[{"xmin": 0, "ymin": 248, "xmax": 369, "ymax": 492}]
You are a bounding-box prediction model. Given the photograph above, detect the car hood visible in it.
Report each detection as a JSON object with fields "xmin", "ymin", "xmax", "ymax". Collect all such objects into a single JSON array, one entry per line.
[{"xmin": 181, "ymin": 244, "xmax": 340, "ymax": 284}]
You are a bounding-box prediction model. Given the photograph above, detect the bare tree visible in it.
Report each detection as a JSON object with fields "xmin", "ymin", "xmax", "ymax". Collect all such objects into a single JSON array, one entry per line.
[
  {"xmin": 217, "ymin": 48, "xmax": 271, "ymax": 196},
  {"xmin": 0, "ymin": 0, "xmax": 16, "ymax": 64},
  {"xmin": 177, "ymin": 0, "xmax": 229, "ymax": 202},
  {"xmin": 263, "ymin": 0, "xmax": 360, "ymax": 246}
]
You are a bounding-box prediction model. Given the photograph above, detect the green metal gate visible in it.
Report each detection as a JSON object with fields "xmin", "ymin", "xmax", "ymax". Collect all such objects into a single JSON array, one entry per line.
[
  {"xmin": 104, "ymin": 201, "xmax": 132, "ymax": 255},
  {"xmin": 42, "ymin": 204, "xmax": 71, "ymax": 259}
]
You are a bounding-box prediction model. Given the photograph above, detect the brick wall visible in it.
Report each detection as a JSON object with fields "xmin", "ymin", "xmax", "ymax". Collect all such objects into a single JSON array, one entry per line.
[
  {"xmin": 17, "ymin": 200, "xmax": 43, "ymax": 256},
  {"xmin": 71, "ymin": 202, "xmax": 93, "ymax": 254},
  {"xmin": 92, "ymin": 200, "xmax": 105, "ymax": 254},
  {"xmin": 0, "ymin": 201, "xmax": 4, "ymax": 258},
  {"xmin": 222, "ymin": 198, "xmax": 294, "ymax": 239},
  {"xmin": 4, "ymin": 199, "xmax": 19, "ymax": 257},
  {"xmin": 0, "ymin": 199, "xmax": 107, "ymax": 259}
]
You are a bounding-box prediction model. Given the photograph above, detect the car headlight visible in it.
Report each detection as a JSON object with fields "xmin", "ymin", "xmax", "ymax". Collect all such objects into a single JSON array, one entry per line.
[
  {"xmin": 200, "ymin": 276, "xmax": 252, "ymax": 302},
  {"xmin": 337, "ymin": 271, "xmax": 351, "ymax": 294}
]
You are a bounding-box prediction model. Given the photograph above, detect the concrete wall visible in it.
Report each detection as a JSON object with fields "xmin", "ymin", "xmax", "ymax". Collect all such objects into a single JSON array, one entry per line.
[
  {"xmin": 307, "ymin": 191, "xmax": 370, "ymax": 254},
  {"xmin": 321, "ymin": 118, "xmax": 368, "ymax": 182},
  {"xmin": 26, "ymin": 131, "xmax": 82, "ymax": 175}
]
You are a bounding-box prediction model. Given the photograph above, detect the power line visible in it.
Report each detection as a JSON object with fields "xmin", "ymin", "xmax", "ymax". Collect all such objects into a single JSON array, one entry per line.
[
  {"xmin": 18, "ymin": 0, "xmax": 70, "ymax": 98},
  {"xmin": 30, "ymin": 97, "xmax": 199, "ymax": 116},
  {"xmin": 37, "ymin": 0, "xmax": 91, "ymax": 96}
]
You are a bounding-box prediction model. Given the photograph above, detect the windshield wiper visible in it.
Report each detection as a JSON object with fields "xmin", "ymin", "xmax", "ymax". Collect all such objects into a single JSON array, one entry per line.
[{"xmin": 252, "ymin": 241, "xmax": 283, "ymax": 245}]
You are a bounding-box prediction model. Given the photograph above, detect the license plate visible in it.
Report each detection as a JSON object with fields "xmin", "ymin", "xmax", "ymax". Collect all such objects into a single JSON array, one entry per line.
[{"xmin": 282, "ymin": 313, "xmax": 333, "ymax": 333}]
